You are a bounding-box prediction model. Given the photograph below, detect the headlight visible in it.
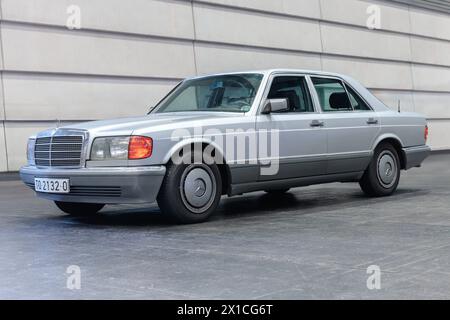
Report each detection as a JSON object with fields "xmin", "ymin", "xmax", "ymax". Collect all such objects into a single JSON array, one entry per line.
[
  {"xmin": 90, "ymin": 137, "xmax": 130, "ymax": 161},
  {"xmin": 90, "ymin": 136, "xmax": 153, "ymax": 161},
  {"xmin": 27, "ymin": 137, "xmax": 36, "ymax": 166}
]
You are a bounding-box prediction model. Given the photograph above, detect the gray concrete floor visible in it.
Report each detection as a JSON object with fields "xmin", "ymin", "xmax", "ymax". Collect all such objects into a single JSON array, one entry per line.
[{"xmin": 0, "ymin": 154, "xmax": 449, "ymax": 299}]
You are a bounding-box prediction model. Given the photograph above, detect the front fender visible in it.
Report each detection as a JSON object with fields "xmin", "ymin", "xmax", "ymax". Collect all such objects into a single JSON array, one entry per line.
[{"xmin": 162, "ymin": 137, "xmax": 226, "ymax": 164}]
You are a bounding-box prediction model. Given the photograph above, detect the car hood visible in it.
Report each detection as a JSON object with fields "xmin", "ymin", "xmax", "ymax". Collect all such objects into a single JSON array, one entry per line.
[{"xmin": 61, "ymin": 112, "xmax": 245, "ymax": 136}]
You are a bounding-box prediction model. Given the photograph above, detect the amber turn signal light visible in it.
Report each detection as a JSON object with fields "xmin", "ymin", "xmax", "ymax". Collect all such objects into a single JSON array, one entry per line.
[{"xmin": 128, "ymin": 136, "xmax": 153, "ymax": 160}]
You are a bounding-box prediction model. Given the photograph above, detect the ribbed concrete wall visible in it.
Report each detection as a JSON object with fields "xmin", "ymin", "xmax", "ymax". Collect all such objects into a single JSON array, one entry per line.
[{"xmin": 0, "ymin": 0, "xmax": 449, "ymax": 171}]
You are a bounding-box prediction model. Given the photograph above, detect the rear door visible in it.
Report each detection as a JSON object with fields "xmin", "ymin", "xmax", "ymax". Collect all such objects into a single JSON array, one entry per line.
[{"xmin": 310, "ymin": 76, "xmax": 380, "ymax": 174}]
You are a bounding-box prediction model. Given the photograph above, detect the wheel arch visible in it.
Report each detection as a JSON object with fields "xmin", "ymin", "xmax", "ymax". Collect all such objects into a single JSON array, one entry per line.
[
  {"xmin": 372, "ymin": 134, "xmax": 406, "ymax": 170},
  {"xmin": 162, "ymin": 139, "xmax": 232, "ymax": 195}
]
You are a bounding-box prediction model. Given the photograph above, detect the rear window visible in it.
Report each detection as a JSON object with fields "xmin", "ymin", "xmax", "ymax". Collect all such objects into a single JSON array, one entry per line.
[{"xmin": 311, "ymin": 77, "xmax": 352, "ymax": 112}]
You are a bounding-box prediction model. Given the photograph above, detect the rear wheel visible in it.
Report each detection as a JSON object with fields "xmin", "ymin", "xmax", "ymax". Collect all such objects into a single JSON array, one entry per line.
[
  {"xmin": 359, "ymin": 142, "xmax": 401, "ymax": 197},
  {"xmin": 157, "ymin": 151, "xmax": 222, "ymax": 224},
  {"xmin": 54, "ymin": 201, "xmax": 105, "ymax": 216}
]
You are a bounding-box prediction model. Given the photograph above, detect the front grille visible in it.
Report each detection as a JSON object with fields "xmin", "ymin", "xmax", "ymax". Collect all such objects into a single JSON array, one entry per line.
[{"xmin": 35, "ymin": 135, "xmax": 83, "ymax": 167}]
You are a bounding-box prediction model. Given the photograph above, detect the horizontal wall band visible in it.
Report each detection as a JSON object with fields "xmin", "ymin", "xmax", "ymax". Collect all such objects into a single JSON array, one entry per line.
[
  {"xmin": 195, "ymin": 39, "xmax": 450, "ymax": 70},
  {"xmin": 390, "ymin": 0, "xmax": 450, "ymax": 14},
  {"xmin": 2, "ymin": 69, "xmax": 450, "ymax": 95},
  {"xmin": 0, "ymin": 13, "xmax": 450, "ymax": 69},
  {"xmin": 191, "ymin": 0, "xmax": 450, "ymax": 43},
  {"xmin": 0, "ymin": 19, "xmax": 194, "ymax": 44},
  {"xmin": 0, "ymin": 70, "xmax": 183, "ymax": 83}
]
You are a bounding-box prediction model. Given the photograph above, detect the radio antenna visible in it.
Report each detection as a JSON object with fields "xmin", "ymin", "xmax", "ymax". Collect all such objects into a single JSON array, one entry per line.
[{"xmin": 398, "ymin": 100, "xmax": 401, "ymax": 113}]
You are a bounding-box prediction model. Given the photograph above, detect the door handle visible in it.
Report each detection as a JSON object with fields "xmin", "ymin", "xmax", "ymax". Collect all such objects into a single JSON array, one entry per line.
[
  {"xmin": 367, "ymin": 118, "xmax": 379, "ymax": 125},
  {"xmin": 310, "ymin": 120, "xmax": 324, "ymax": 127}
]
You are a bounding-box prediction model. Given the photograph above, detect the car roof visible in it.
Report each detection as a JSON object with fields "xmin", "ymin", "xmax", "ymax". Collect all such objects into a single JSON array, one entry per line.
[
  {"xmin": 187, "ymin": 69, "xmax": 346, "ymax": 80},
  {"xmin": 186, "ymin": 69, "xmax": 392, "ymax": 113}
]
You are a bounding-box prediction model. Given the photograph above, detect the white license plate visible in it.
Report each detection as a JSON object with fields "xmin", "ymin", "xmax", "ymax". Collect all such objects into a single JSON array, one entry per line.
[{"xmin": 34, "ymin": 178, "xmax": 70, "ymax": 194}]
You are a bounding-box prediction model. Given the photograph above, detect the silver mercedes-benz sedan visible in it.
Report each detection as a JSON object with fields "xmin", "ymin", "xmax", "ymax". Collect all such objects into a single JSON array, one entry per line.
[{"xmin": 20, "ymin": 69, "xmax": 430, "ymax": 223}]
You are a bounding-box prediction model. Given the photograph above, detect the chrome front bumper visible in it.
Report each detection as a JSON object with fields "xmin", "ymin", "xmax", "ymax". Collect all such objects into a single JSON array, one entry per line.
[{"xmin": 19, "ymin": 165, "xmax": 166, "ymax": 204}]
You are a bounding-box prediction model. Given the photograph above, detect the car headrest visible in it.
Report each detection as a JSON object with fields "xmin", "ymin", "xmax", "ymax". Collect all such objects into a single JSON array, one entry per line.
[{"xmin": 329, "ymin": 92, "xmax": 351, "ymax": 110}]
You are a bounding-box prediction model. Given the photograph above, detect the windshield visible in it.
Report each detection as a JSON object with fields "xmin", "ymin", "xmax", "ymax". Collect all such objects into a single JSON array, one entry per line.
[{"xmin": 152, "ymin": 73, "xmax": 264, "ymax": 113}]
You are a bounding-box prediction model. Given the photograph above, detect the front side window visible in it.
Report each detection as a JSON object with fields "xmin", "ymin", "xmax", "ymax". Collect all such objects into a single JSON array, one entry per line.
[
  {"xmin": 311, "ymin": 77, "xmax": 352, "ymax": 112},
  {"xmin": 267, "ymin": 76, "xmax": 314, "ymax": 113},
  {"xmin": 153, "ymin": 73, "xmax": 264, "ymax": 113}
]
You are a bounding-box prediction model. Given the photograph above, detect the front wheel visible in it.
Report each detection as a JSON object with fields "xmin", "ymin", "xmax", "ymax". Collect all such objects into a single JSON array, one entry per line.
[
  {"xmin": 359, "ymin": 142, "xmax": 401, "ymax": 197},
  {"xmin": 54, "ymin": 201, "xmax": 105, "ymax": 216},
  {"xmin": 157, "ymin": 153, "xmax": 222, "ymax": 224}
]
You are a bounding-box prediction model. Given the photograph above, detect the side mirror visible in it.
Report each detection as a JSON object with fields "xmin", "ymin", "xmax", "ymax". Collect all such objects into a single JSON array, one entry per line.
[{"xmin": 262, "ymin": 99, "xmax": 289, "ymax": 114}]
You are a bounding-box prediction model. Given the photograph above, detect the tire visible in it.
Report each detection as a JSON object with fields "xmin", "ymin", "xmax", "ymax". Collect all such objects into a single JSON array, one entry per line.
[
  {"xmin": 157, "ymin": 151, "xmax": 222, "ymax": 224},
  {"xmin": 359, "ymin": 142, "xmax": 401, "ymax": 197},
  {"xmin": 264, "ymin": 188, "xmax": 290, "ymax": 195},
  {"xmin": 54, "ymin": 201, "xmax": 105, "ymax": 216}
]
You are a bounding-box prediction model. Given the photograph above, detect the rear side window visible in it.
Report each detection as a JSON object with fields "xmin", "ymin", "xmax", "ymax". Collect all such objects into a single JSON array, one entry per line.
[
  {"xmin": 345, "ymin": 84, "xmax": 371, "ymax": 111},
  {"xmin": 311, "ymin": 77, "xmax": 352, "ymax": 112},
  {"xmin": 268, "ymin": 76, "xmax": 314, "ymax": 113}
]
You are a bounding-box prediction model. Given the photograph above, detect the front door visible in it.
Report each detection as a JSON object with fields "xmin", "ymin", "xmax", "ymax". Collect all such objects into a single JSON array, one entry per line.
[{"xmin": 256, "ymin": 75, "xmax": 327, "ymax": 181}]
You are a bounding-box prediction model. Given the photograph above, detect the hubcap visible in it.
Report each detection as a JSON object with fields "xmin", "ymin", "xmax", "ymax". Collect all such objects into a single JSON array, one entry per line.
[
  {"xmin": 180, "ymin": 165, "xmax": 216, "ymax": 214},
  {"xmin": 377, "ymin": 150, "xmax": 398, "ymax": 188}
]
